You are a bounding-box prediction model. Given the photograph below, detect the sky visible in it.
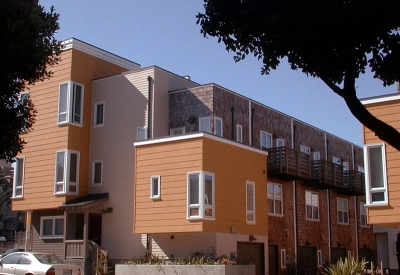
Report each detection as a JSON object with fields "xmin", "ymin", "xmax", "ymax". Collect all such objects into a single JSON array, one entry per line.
[{"xmin": 39, "ymin": 0, "xmax": 396, "ymax": 146}]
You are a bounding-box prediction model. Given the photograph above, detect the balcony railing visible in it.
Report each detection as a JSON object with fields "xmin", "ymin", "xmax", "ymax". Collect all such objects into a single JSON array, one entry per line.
[
  {"xmin": 305, "ymin": 160, "xmax": 344, "ymax": 189},
  {"xmin": 336, "ymin": 170, "xmax": 365, "ymax": 196},
  {"xmin": 267, "ymin": 147, "xmax": 311, "ymax": 181},
  {"xmin": 65, "ymin": 240, "xmax": 84, "ymax": 259}
]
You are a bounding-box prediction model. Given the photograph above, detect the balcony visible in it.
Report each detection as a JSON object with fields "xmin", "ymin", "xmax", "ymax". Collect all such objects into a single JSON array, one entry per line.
[
  {"xmin": 335, "ymin": 170, "xmax": 365, "ymax": 196},
  {"xmin": 305, "ymin": 160, "xmax": 344, "ymax": 189},
  {"xmin": 267, "ymin": 147, "xmax": 311, "ymax": 181}
]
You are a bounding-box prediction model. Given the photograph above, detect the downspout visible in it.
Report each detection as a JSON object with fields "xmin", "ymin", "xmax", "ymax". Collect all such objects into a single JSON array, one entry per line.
[
  {"xmin": 353, "ymin": 147, "xmax": 359, "ymax": 258},
  {"xmin": 147, "ymin": 76, "xmax": 153, "ymax": 139},
  {"xmin": 291, "ymin": 119, "xmax": 298, "ymax": 269},
  {"xmin": 231, "ymin": 107, "xmax": 235, "ymax": 141},
  {"xmin": 325, "ymin": 133, "xmax": 332, "ymax": 262}
]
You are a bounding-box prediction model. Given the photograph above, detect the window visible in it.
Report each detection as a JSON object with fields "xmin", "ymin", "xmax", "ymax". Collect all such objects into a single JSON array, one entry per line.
[
  {"xmin": 137, "ymin": 126, "xmax": 148, "ymax": 140},
  {"xmin": 236, "ymin": 124, "xmax": 243, "ymax": 143},
  {"xmin": 92, "ymin": 160, "xmax": 102, "ymax": 185},
  {"xmin": 150, "ymin": 175, "xmax": 161, "ymax": 199},
  {"xmin": 12, "ymin": 157, "xmax": 25, "ymax": 198},
  {"xmin": 332, "ymin": 156, "xmax": 341, "ymax": 165},
  {"xmin": 281, "ymin": 249, "xmax": 287, "ymax": 268},
  {"xmin": 276, "ymin": 139, "xmax": 285, "ymax": 147},
  {"xmin": 58, "ymin": 81, "xmax": 84, "ymax": 125},
  {"xmin": 260, "ymin": 131, "xmax": 272, "ymax": 150},
  {"xmin": 199, "ymin": 116, "xmax": 211, "ymax": 133},
  {"xmin": 343, "ymin": 162, "xmax": 349, "ymax": 171},
  {"xmin": 246, "ymin": 181, "xmax": 255, "ymax": 223},
  {"xmin": 267, "ymin": 182, "xmax": 282, "ymax": 215},
  {"xmin": 187, "ymin": 172, "xmax": 215, "ymax": 219},
  {"xmin": 364, "ymin": 143, "xmax": 388, "ymax": 205},
  {"xmin": 317, "ymin": 250, "xmax": 323, "ymax": 267},
  {"xmin": 214, "ymin": 117, "xmax": 223, "ymax": 137},
  {"xmin": 40, "ymin": 216, "xmax": 64, "ymax": 238},
  {"xmin": 170, "ymin": 127, "xmax": 185, "ymax": 135},
  {"xmin": 55, "ymin": 150, "xmax": 80, "ymax": 195},
  {"xmin": 313, "ymin": 151, "xmax": 320, "ymax": 161},
  {"xmin": 305, "ymin": 191, "xmax": 319, "ymax": 220},
  {"xmin": 358, "ymin": 166, "xmax": 365, "ymax": 173},
  {"xmin": 300, "ymin": 145, "xmax": 310, "ymax": 154},
  {"xmin": 94, "ymin": 101, "xmax": 104, "ymax": 126},
  {"xmin": 337, "ymin": 197, "xmax": 349, "ymax": 224},
  {"xmin": 360, "ymin": 202, "xmax": 369, "ymax": 227}
]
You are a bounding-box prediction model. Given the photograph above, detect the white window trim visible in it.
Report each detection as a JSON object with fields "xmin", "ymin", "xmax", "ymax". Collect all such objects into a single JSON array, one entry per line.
[
  {"xmin": 305, "ymin": 191, "xmax": 319, "ymax": 221},
  {"xmin": 11, "ymin": 156, "xmax": 25, "ymax": 199},
  {"xmin": 93, "ymin": 101, "xmax": 105, "ymax": 127},
  {"xmin": 360, "ymin": 202, "xmax": 370, "ymax": 227},
  {"xmin": 236, "ymin": 124, "xmax": 243, "ymax": 143},
  {"xmin": 57, "ymin": 81, "xmax": 84, "ymax": 126},
  {"xmin": 40, "ymin": 216, "xmax": 64, "ymax": 239},
  {"xmin": 187, "ymin": 171, "xmax": 215, "ymax": 220},
  {"xmin": 150, "ymin": 175, "xmax": 161, "ymax": 199},
  {"xmin": 214, "ymin": 116, "xmax": 223, "ymax": 137},
  {"xmin": 364, "ymin": 143, "xmax": 388, "ymax": 206},
  {"xmin": 313, "ymin": 151, "xmax": 320, "ymax": 161},
  {"xmin": 199, "ymin": 116, "xmax": 211, "ymax": 133},
  {"xmin": 281, "ymin": 249, "xmax": 287, "ymax": 268},
  {"xmin": 300, "ymin": 145, "xmax": 310, "ymax": 155},
  {"xmin": 317, "ymin": 250, "xmax": 323, "ymax": 267},
  {"xmin": 246, "ymin": 181, "xmax": 256, "ymax": 224},
  {"xmin": 343, "ymin": 161, "xmax": 349, "ymax": 171},
  {"xmin": 54, "ymin": 150, "xmax": 80, "ymax": 195},
  {"xmin": 337, "ymin": 197, "xmax": 349, "ymax": 225},
  {"xmin": 267, "ymin": 182, "xmax": 283, "ymax": 216},
  {"xmin": 332, "ymin": 156, "xmax": 342, "ymax": 165},
  {"xmin": 170, "ymin": 127, "xmax": 185, "ymax": 135},
  {"xmin": 91, "ymin": 160, "xmax": 103, "ymax": 186},
  {"xmin": 276, "ymin": 138, "xmax": 285, "ymax": 147},
  {"xmin": 137, "ymin": 126, "xmax": 148, "ymax": 141},
  {"xmin": 260, "ymin": 131, "xmax": 272, "ymax": 150}
]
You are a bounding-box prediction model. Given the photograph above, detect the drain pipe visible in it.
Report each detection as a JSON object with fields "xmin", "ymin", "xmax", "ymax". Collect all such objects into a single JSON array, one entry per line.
[
  {"xmin": 292, "ymin": 119, "xmax": 298, "ymax": 269},
  {"xmin": 231, "ymin": 107, "xmax": 235, "ymax": 141},
  {"xmin": 147, "ymin": 76, "xmax": 153, "ymax": 139}
]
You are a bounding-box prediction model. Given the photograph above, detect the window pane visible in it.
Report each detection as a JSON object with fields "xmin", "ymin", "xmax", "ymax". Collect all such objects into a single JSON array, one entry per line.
[
  {"xmin": 69, "ymin": 153, "xmax": 78, "ymax": 183},
  {"xmin": 137, "ymin": 127, "xmax": 147, "ymax": 140},
  {"xmin": 190, "ymin": 208, "xmax": 199, "ymax": 216},
  {"xmin": 237, "ymin": 125, "xmax": 242, "ymax": 143},
  {"xmin": 94, "ymin": 162, "xmax": 102, "ymax": 184},
  {"xmin": 69, "ymin": 185, "xmax": 76, "ymax": 193},
  {"xmin": 54, "ymin": 219, "xmax": 64, "ymax": 235},
  {"xmin": 267, "ymin": 134, "xmax": 272, "ymax": 148},
  {"xmin": 215, "ymin": 119, "xmax": 222, "ymax": 137},
  {"xmin": 268, "ymin": 199, "xmax": 274, "ymax": 214},
  {"xmin": 189, "ymin": 174, "xmax": 199, "ymax": 204},
  {"xmin": 267, "ymin": 183, "xmax": 274, "ymax": 196},
  {"xmin": 96, "ymin": 103, "xmax": 104, "ymax": 125},
  {"xmin": 261, "ymin": 133, "xmax": 266, "ymax": 148},
  {"xmin": 306, "ymin": 205, "xmax": 312, "ymax": 219},
  {"xmin": 152, "ymin": 177, "xmax": 159, "ymax": 196},
  {"xmin": 275, "ymin": 200, "xmax": 282, "ymax": 214},
  {"xmin": 58, "ymin": 83, "xmax": 68, "ymax": 122},
  {"xmin": 338, "ymin": 212, "xmax": 343, "ymax": 223},
  {"xmin": 73, "ymin": 84, "xmax": 82, "ymax": 123},
  {"xmin": 204, "ymin": 175, "xmax": 213, "ymax": 205},
  {"xmin": 247, "ymin": 183, "xmax": 254, "ymax": 211},
  {"xmin": 369, "ymin": 147, "xmax": 384, "ymax": 188},
  {"xmin": 43, "ymin": 219, "xmax": 53, "ymax": 236},
  {"xmin": 372, "ymin": 192, "xmax": 385, "ymax": 202},
  {"xmin": 313, "ymin": 207, "xmax": 319, "ymax": 219},
  {"xmin": 344, "ymin": 212, "xmax": 348, "ymax": 224},
  {"xmin": 274, "ymin": 185, "xmax": 282, "ymax": 197},
  {"xmin": 56, "ymin": 152, "xmax": 65, "ymax": 183},
  {"xmin": 200, "ymin": 117, "xmax": 210, "ymax": 133}
]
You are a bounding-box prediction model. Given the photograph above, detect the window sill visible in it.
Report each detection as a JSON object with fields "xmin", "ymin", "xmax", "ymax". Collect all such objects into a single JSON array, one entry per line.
[
  {"xmin": 365, "ymin": 202, "xmax": 388, "ymax": 207},
  {"xmin": 54, "ymin": 192, "xmax": 79, "ymax": 196},
  {"xmin": 11, "ymin": 196, "xmax": 24, "ymax": 200},
  {"xmin": 268, "ymin": 213, "xmax": 283, "ymax": 217},
  {"xmin": 150, "ymin": 196, "xmax": 161, "ymax": 200},
  {"xmin": 187, "ymin": 217, "xmax": 216, "ymax": 221},
  {"xmin": 306, "ymin": 218, "xmax": 320, "ymax": 222},
  {"xmin": 246, "ymin": 221, "xmax": 256, "ymax": 225},
  {"xmin": 93, "ymin": 124, "xmax": 104, "ymax": 128},
  {"xmin": 57, "ymin": 122, "xmax": 83, "ymax": 127},
  {"xmin": 338, "ymin": 222, "xmax": 349, "ymax": 225},
  {"xmin": 40, "ymin": 236, "xmax": 64, "ymax": 240}
]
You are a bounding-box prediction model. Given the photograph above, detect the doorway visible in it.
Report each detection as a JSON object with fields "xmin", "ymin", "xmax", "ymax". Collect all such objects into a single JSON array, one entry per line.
[
  {"xmin": 268, "ymin": 245, "xmax": 279, "ymax": 275},
  {"xmin": 89, "ymin": 214, "xmax": 102, "ymax": 246},
  {"xmin": 237, "ymin": 242, "xmax": 265, "ymax": 275}
]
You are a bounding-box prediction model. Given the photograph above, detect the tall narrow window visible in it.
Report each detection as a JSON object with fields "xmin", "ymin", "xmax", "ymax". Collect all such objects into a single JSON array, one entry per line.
[
  {"xmin": 214, "ymin": 117, "xmax": 223, "ymax": 137},
  {"xmin": 317, "ymin": 250, "xmax": 323, "ymax": 267},
  {"xmin": 94, "ymin": 101, "xmax": 105, "ymax": 126},
  {"xmin": 305, "ymin": 191, "xmax": 319, "ymax": 220},
  {"xmin": 267, "ymin": 182, "xmax": 283, "ymax": 215},
  {"xmin": 150, "ymin": 175, "xmax": 161, "ymax": 199},
  {"xmin": 281, "ymin": 249, "xmax": 287, "ymax": 268},
  {"xmin": 276, "ymin": 139, "xmax": 285, "ymax": 147},
  {"xmin": 137, "ymin": 126, "xmax": 148, "ymax": 140},
  {"xmin": 40, "ymin": 216, "xmax": 64, "ymax": 238},
  {"xmin": 187, "ymin": 172, "xmax": 215, "ymax": 219},
  {"xmin": 199, "ymin": 117, "xmax": 211, "ymax": 133},
  {"xmin": 58, "ymin": 82, "xmax": 84, "ymax": 125},
  {"xmin": 55, "ymin": 150, "xmax": 80, "ymax": 195},
  {"xmin": 360, "ymin": 202, "xmax": 369, "ymax": 227},
  {"xmin": 236, "ymin": 124, "xmax": 243, "ymax": 143},
  {"xmin": 337, "ymin": 197, "xmax": 349, "ymax": 224},
  {"xmin": 313, "ymin": 152, "xmax": 320, "ymax": 161},
  {"xmin": 260, "ymin": 131, "xmax": 272, "ymax": 150},
  {"xmin": 343, "ymin": 162, "xmax": 349, "ymax": 171},
  {"xmin": 12, "ymin": 157, "xmax": 25, "ymax": 198},
  {"xmin": 92, "ymin": 160, "xmax": 103, "ymax": 185},
  {"xmin": 364, "ymin": 143, "xmax": 388, "ymax": 205},
  {"xmin": 246, "ymin": 181, "xmax": 255, "ymax": 223}
]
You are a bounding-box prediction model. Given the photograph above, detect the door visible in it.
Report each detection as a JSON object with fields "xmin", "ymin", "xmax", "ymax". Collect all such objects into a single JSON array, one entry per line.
[
  {"xmin": 331, "ymin": 247, "xmax": 346, "ymax": 265},
  {"xmin": 268, "ymin": 245, "xmax": 279, "ymax": 275},
  {"xmin": 237, "ymin": 242, "xmax": 265, "ymax": 275},
  {"xmin": 89, "ymin": 214, "xmax": 102, "ymax": 246},
  {"xmin": 376, "ymin": 233, "xmax": 389, "ymax": 269},
  {"xmin": 298, "ymin": 246, "xmax": 317, "ymax": 275}
]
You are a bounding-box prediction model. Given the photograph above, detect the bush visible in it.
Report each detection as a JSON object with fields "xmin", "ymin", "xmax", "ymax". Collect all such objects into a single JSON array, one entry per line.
[{"xmin": 322, "ymin": 255, "xmax": 367, "ymax": 275}]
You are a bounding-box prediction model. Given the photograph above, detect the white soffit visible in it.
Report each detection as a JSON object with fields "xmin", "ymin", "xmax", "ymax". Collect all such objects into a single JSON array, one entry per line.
[{"xmin": 361, "ymin": 93, "xmax": 400, "ymax": 105}]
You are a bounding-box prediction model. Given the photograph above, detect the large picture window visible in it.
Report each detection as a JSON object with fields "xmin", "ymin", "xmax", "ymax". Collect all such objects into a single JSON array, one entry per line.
[
  {"xmin": 267, "ymin": 182, "xmax": 282, "ymax": 215},
  {"xmin": 55, "ymin": 150, "xmax": 80, "ymax": 195},
  {"xmin": 40, "ymin": 216, "xmax": 64, "ymax": 238},
  {"xmin": 364, "ymin": 143, "xmax": 388, "ymax": 206},
  {"xmin": 58, "ymin": 81, "xmax": 84, "ymax": 125},
  {"xmin": 187, "ymin": 172, "xmax": 215, "ymax": 219},
  {"xmin": 246, "ymin": 181, "xmax": 256, "ymax": 223},
  {"xmin": 305, "ymin": 191, "xmax": 319, "ymax": 220},
  {"xmin": 12, "ymin": 157, "xmax": 25, "ymax": 198}
]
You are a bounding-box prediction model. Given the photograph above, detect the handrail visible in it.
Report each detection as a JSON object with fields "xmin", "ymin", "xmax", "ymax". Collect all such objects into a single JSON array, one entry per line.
[{"xmin": 88, "ymin": 240, "xmax": 108, "ymax": 275}]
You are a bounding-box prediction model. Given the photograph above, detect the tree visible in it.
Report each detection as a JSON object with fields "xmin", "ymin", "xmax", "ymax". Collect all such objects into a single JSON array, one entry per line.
[
  {"xmin": 0, "ymin": 0, "xmax": 61, "ymax": 162},
  {"xmin": 197, "ymin": 0, "xmax": 400, "ymax": 151}
]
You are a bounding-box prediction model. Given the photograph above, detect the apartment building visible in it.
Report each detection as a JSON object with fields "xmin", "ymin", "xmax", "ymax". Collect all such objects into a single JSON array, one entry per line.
[
  {"xmin": 361, "ymin": 92, "xmax": 400, "ymax": 273},
  {"xmin": 9, "ymin": 38, "xmax": 375, "ymax": 275}
]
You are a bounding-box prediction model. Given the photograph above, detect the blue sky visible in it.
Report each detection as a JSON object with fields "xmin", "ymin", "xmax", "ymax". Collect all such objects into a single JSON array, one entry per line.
[{"xmin": 39, "ymin": 0, "xmax": 395, "ymax": 146}]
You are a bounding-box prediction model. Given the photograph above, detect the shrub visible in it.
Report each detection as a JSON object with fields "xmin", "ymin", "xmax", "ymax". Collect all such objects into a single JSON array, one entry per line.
[{"xmin": 322, "ymin": 255, "xmax": 367, "ymax": 275}]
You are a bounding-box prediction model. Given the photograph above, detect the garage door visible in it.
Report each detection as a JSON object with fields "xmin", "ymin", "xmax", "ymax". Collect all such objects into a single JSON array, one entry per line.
[{"xmin": 237, "ymin": 242, "xmax": 265, "ymax": 275}]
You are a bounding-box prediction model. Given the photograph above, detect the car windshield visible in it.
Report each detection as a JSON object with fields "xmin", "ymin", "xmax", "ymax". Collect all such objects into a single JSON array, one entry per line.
[{"xmin": 33, "ymin": 254, "xmax": 65, "ymax": 264}]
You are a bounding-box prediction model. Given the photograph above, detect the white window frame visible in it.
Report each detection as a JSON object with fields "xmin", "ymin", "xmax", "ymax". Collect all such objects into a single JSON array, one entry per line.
[
  {"xmin": 313, "ymin": 151, "xmax": 320, "ymax": 161},
  {"xmin": 332, "ymin": 156, "xmax": 341, "ymax": 165},
  {"xmin": 170, "ymin": 127, "xmax": 185, "ymax": 135},
  {"xmin": 236, "ymin": 124, "xmax": 243, "ymax": 143},
  {"xmin": 150, "ymin": 175, "xmax": 161, "ymax": 199},
  {"xmin": 40, "ymin": 216, "xmax": 64, "ymax": 239},
  {"xmin": 281, "ymin": 249, "xmax": 287, "ymax": 268},
  {"xmin": 305, "ymin": 191, "xmax": 319, "ymax": 221},
  {"xmin": 246, "ymin": 181, "xmax": 256, "ymax": 224},
  {"xmin": 54, "ymin": 150, "xmax": 80, "ymax": 195},
  {"xmin": 317, "ymin": 250, "xmax": 323, "ymax": 267},
  {"xmin": 343, "ymin": 161, "xmax": 349, "ymax": 171},
  {"xmin": 260, "ymin": 131, "xmax": 272, "ymax": 150},
  {"xmin": 57, "ymin": 81, "xmax": 84, "ymax": 126},
  {"xmin": 276, "ymin": 138, "xmax": 285, "ymax": 147},
  {"xmin": 337, "ymin": 197, "xmax": 349, "ymax": 224},
  {"xmin": 267, "ymin": 182, "xmax": 283, "ymax": 216},
  {"xmin": 187, "ymin": 171, "xmax": 215, "ymax": 220},
  {"xmin": 11, "ymin": 157, "xmax": 25, "ymax": 198},
  {"xmin": 300, "ymin": 145, "xmax": 310, "ymax": 155},
  {"xmin": 92, "ymin": 160, "xmax": 103, "ymax": 186},
  {"xmin": 199, "ymin": 116, "xmax": 211, "ymax": 133},
  {"xmin": 214, "ymin": 116, "xmax": 223, "ymax": 137},
  {"xmin": 94, "ymin": 101, "xmax": 105, "ymax": 127},
  {"xmin": 364, "ymin": 143, "xmax": 388, "ymax": 206},
  {"xmin": 360, "ymin": 202, "xmax": 369, "ymax": 227},
  {"xmin": 137, "ymin": 126, "xmax": 148, "ymax": 140}
]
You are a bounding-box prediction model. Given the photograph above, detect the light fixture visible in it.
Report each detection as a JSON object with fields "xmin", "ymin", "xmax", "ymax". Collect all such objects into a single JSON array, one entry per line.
[{"xmin": 170, "ymin": 235, "xmax": 174, "ymax": 240}]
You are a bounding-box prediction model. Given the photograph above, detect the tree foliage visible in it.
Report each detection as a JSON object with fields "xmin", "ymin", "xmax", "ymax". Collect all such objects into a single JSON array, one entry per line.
[
  {"xmin": 0, "ymin": 0, "xmax": 61, "ymax": 162},
  {"xmin": 197, "ymin": 0, "xmax": 400, "ymax": 151}
]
